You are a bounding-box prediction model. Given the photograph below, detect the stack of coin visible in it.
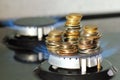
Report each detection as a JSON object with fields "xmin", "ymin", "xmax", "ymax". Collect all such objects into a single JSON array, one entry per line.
[
  {"xmin": 46, "ymin": 30, "xmax": 63, "ymax": 54},
  {"xmin": 81, "ymin": 25, "xmax": 101, "ymax": 40},
  {"xmin": 56, "ymin": 42, "xmax": 78, "ymax": 56},
  {"xmin": 63, "ymin": 13, "xmax": 82, "ymax": 45},
  {"xmin": 78, "ymin": 25, "xmax": 101, "ymax": 54}
]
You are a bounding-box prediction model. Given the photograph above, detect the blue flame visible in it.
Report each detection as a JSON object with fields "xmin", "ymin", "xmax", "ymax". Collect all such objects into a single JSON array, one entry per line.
[
  {"xmin": 0, "ymin": 19, "xmax": 22, "ymax": 30},
  {"xmin": 1, "ymin": 19, "xmax": 15, "ymax": 27},
  {"xmin": 2, "ymin": 17, "xmax": 65, "ymax": 29},
  {"xmin": 33, "ymin": 42, "xmax": 50, "ymax": 59},
  {"xmin": 101, "ymin": 41, "xmax": 119, "ymax": 58},
  {"xmin": 102, "ymin": 48, "xmax": 118, "ymax": 58}
]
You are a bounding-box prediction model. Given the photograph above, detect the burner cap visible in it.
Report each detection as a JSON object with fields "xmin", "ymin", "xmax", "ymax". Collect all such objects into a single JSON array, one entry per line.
[{"xmin": 14, "ymin": 17, "xmax": 56, "ymax": 27}]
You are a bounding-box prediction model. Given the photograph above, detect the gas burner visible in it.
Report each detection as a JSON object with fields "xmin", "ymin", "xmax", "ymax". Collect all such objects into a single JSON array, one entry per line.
[
  {"xmin": 4, "ymin": 35, "xmax": 39, "ymax": 51},
  {"xmin": 14, "ymin": 17, "xmax": 56, "ymax": 39},
  {"xmin": 4, "ymin": 17, "xmax": 56, "ymax": 63},
  {"xmin": 34, "ymin": 13, "xmax": 117, "ymax": 80},
  {"xmin": 48, "ymin": 51, "xmax": 101, "ymax": 70},
  {"xmin": 34, "ymin": 60, "xmax": 116, "ymax": 80}
]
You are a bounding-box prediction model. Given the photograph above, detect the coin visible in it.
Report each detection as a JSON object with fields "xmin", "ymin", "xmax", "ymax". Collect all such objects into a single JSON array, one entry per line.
[
  {"xmin": 48, "ymin": 30, "xmax": 63, "ymax": 36},
  {"xmin": 46, "ymin": 37, "xmax": 62, "ymax": 42},
  {"xmin": 65, "ymin": 13, "xmax": 82, "ymax": 26},
  {"xmin": 66, "ymin": 13, "xmax": 82, "ymax": 21}
]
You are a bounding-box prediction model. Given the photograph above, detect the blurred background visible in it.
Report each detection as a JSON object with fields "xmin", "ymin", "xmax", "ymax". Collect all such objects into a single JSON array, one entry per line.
[
  {"xmin": 1, "ymin": 0, "xmax": 120, "ymax": 32},
  {"xmin": 0, "ymin": 0, "xmax": 120, "ymax": 19}
]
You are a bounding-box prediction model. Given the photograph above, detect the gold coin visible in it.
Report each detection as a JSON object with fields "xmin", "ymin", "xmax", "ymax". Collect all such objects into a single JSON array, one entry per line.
[
  {"xmin": 66, "ymin": 30, "xmax": 80, "ymax": 36},
  {"xmin": 83, "ymin": 25, "xmax": 98, "ymax": 34},
  {"xmin": 81, "ymin": 31, "xmax": 98, "ymax": 36},
  {"xmin": 83, "ymin": 36, "xmax": 100, "ymax": 40},
  {"xmin": 65, "ymin": 35, "xmax": 79, "ymax": 39},
  {"xmin": 46, "ymin": 37, "xmax": 62, "ymax": 41},
  {"xmin": 64, "ymin": 37, "xmax": 78, "ymax": 41},
  {"xmin": 57, "ymin": 47, "xmax": 78, "ymax": 56},
  {"xmin": 65, "ymin": 13, "xmax": 82, "ymax": 26},
  {"xmin": 79, "ymin": 38, "xmax": 92, "ymax": 45},
  {"xmin": 66, "ymin": 13, "xmax": 82, "ymax": 20},
  {"xmin": 67, "ymin": 42, "xmax": 78, "ymax": 45},
  {"xmin": 65, "ymin": 21, "xmax": 80, "ymax": 27},
  {"xmin": 46, "ymin": 40, "xmax": 61, "ymax": 43},
  {"xmin": 78, "ymin": 44, "xmax": 94, "ymax": 50},
  {"xmin": 46, "ymin": 41, "xmax": 61, "ymax": 46},
  {"xmin": 60, "ymin": 42, "xmax": 70, "ymax": 49},
  {"xmin": 65, "ymin": 26, "xmax": 80, "ymax": 29},
  {"xmin": 48, "ymin": 30, "xmax": 63, "ymax": 36},
  {"xmin": 79, "ymin": 47, "xmax": 100, "ymax": 54},
  {"xmin": 47, "ymin": 45, "xmax": 60, "ymax": 48},
  {"xmin": 60, "ymin": 42, "xmax": 77, "ymax": 50},
  {"xmin": 46, "ymin": 43, "xmax": 60, "ymax": 47}
]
